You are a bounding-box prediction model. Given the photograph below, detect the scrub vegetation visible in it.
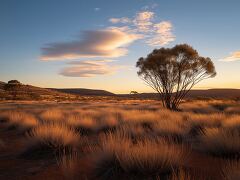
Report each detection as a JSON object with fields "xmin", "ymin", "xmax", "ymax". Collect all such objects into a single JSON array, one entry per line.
[{"xmin": 0, "ymin": 99, "xmax": 239, "ymax": 179}]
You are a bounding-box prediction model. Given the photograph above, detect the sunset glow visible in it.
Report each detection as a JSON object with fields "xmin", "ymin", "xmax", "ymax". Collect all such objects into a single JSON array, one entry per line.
[{"xmin": 1, "ymin": 0, "xmax": 240, "ymax": 93}]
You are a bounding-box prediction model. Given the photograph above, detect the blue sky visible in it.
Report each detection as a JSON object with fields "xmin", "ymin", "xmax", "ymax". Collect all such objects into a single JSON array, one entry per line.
[{"xmin": 1, "ymin": 0, "xmax": 240, "ymax": 93}]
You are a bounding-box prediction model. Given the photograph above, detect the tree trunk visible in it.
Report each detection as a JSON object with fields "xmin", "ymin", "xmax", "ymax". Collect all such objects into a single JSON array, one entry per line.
[{"xmin": 171, "ymin": 102, "xmax": 179, "ymax": 111}]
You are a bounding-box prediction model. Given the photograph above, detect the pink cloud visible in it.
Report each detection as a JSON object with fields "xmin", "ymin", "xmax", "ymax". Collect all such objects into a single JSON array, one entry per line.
[{"xmin": 41, "ymin": 29, "xmax": 141, "ymax": 61}]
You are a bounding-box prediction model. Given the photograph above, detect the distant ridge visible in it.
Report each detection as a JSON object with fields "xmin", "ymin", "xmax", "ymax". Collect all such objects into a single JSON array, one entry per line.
[
  {"xmin": 121, "ymin": 89, "xmax": 240, "ymax": 100},
  {"xmin": 1, "ymin": 80, "xmax": 240, "ymax": 100},
  {"xmin": 52, "ymin": 88, "xmax": 116, "ymax": 96},
  {"xmin": 0, "ymin": 80, "xmax": 115, "ymax": 100},
  {"xmin": 0, "ymin": 81, "xmax": 76, "ymax": 100}
]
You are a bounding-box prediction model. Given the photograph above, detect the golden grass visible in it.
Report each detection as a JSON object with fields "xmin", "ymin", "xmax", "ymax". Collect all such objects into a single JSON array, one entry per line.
[
  {"xmin": 115, "ymin": 124, "xmax": 149, "ymax": 141},
  {"xmin": 121, "ymin": 109, "xmax": 159, "ymax": 124},
  {"xmin": 40, "ymin": 108, "xmax": 65, "ymax": 122},
  {"xmin": 26, "ymin": 124, "xmax": 80, "ymax": 151},
  {"xmin": 57, "ymin": 150, "xmax": 80, "ymax": 179},
  {"xmin": 92, "ymin": 131, "xmax": 188, "ymax": 179},
  {"xmin": 170, "ymin": 168, "xmax": 197, "ymax": 180},
  {"xmin": 152, "ymin": 115, "xmax": 187, "ymax": 135},
  {"xmin": 184, "ymin": 113, "xmax": 225, "ymax": 127},
  {"xmin": 222, "ymin": 115, "xmax": 240, "ymax": 129},
  {"xmin": 66, "ymin": 111, "xmax": 120, "ymax": 134},
  {"xmin": 3, "ymin": 110, "xmax": 38, "ymax": 131},
  {"xmin": 225, "ymin": 106, "xmax": 240, "ymax": 114},
  {"xmin": 67, "ymin": 114, "xmax": 97, "ymax": 129},
  {"xmin": 181, "ymin": 101, "xmax": 218, "ymax": 114},
  {"xmin": 0, "ymin": 100, "xmax": 240, "ymax": 179},
  {"xmin": 197, "ymin": 127, "xmax": 240, "ymax": 157},
  {"xmin": 95, "ymin": 111, "xmax": 120, "ymax": 132}
]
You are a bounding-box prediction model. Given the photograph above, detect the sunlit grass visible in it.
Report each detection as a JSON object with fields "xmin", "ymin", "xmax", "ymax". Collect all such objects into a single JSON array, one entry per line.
[
  {"xmin": 2, "ymin": 110, "xmax": 38, "ymax": 131},
  {"xmin": 0, "ymin": 100, "xmax": 240, "ymax": 179},
  {"xmin": 40, "ymin": 108, "xmax": 65, "ymax": 122},
  {"xmin": 91, "ymin": 131, "xmax": 189, "ymax": 179},
  {"xmin": 22, "ymin": 123, "xmax": 81, "ymax": 158},
  {"xmin": 196, "ymin": 127, "xmax": 240, "ymax": 158}
]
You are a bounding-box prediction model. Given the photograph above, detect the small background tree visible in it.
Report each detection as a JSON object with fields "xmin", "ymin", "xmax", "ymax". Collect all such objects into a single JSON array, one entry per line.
[
  {"xmin": 4, "ymin": 80, "xmax": 21, "ymax": 99},
  {"xmin": 130, "ymin": 91, "xmax": 139, "ymax": 94},
  {"xmin": 136, "ymin": 44, "xmax": 216, "ymax": 110}
]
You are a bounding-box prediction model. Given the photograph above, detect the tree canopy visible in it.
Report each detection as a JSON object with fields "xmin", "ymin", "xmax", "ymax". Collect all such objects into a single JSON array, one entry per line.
[{"xmin": 136, "ymin": 44, "xmax": 216, "ymax": 110}]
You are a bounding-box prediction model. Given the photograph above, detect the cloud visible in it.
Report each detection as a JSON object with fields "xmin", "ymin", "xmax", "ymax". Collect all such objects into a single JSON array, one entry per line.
[
  {"xmin": 109, "ymin": 11, "xmax": 155, "ymax": 33},
  {"xmin": 220, "ymin": 51, "xmax": 240, "ymax": 62},
  {"xmin": 142, "ymin": 3, "xmax": 158, "ymax": 10},
  {"xmin": 109, "ymin": 10, "xmax": 175, "ymax": 46},
  {"xmin": 133, "ymin": 11, "xmax": 154, "ymax": 32},
  {"xmin": 60, "ymin": 60, "xmax": 120, "ymax": 77},
  {"xmin": 109, "ymin": 17, "xmax": 131, "ymax": 24},
  {"xmin": 41, "ymin": 29, "xmax": 141, "ymax": 60},
  {"xmin": 135, "ymin": 11, "xmax": 154, "ymax": 21},
  {"xmin": 41, "ymin": 7, "xmax": 176, "ymax": 78},
  {"xmin": 147, "ymin": 21, "xmax": 175, "ymax": 46},
  {"xmin": 154, "ymin": 21, "xmax": 173, "ymax": 34},
  {"xmin": 68, "ymin": 59, "xmax": 114, "ymax": 65}
]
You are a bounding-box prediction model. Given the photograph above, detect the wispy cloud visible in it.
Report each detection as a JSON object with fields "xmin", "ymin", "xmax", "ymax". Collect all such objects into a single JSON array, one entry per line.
[
  {"xmin": 41, "ymin": 6, "xmax": 176, "ymax": 78},
  {"xmin": 60, "ymin": 60, "xmax": 121, "ymax": 77},
  {"xmin": 108, "ymin": 10, "xmax": 175, "ymax": 46},
  {"xmin": 133, "ymin": 11, "xmax": 154, "ymax": 32},
  {"xmin": 41, "ymin": 8, "xmax": 175, "ymax": 62},
  {"xmin": 220, "ymin": 51, "xmax": 240, "ymax": 62},
  {"xmin": 147, "ymin": 21, "xmax": 175, "ymax": 46},
  {"xmin": 41, "ymin": 29, "xmax": 141, "ymax": 60},
  {"xmin": 142, "ymin": 3, "xmax": 158, "ymax": 10},
  {"xmin": 109, "ymin": 17, "xmax": 131, "ymax": 24},
  {"xmin": 94, "ymin": 7, "xmax": 100, "ymax": 11}
]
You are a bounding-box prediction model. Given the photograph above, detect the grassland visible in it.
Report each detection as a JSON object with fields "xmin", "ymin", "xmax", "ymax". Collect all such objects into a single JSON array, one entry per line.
[{"xmin": 0, "ymin": 99, "xmax": 239, "ymax": 179}]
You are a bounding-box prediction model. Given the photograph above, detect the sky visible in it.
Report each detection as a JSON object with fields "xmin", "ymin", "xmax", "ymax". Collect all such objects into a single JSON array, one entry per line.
[{"xmin": 1, "ymin": 0, "xmax": 240, "ymax": 93}]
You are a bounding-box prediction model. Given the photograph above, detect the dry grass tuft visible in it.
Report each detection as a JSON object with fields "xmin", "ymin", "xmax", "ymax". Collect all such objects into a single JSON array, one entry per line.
[
  {"xmin": 196, "ymin": 127, "xmax": 240, "ymax": 158},
  {"xmin": 181, "ymin": 101, "xmax": 218, "ymax": 114},
  {"xmin": 222, "ymin": 115, "xmax": 240, "ymax": 130},
  {"xmin": 23, "ymin": 124, "xmax": 80, "ymax": 158},
  {"xmin": 184, "ymin": 113, "xmax": 225, "ymax": 128},
  {"xmin": 67, "ymin": 114, "xmax": 97, "ymax": 133},
  {"xmin": 95, "ymin": 112, "xmax": 120, "ymax": 132},
  {"xmin": 57, "ymin": 150, "xmax": 81, "ymax": 179},
  {"xmin": 152, "ymin": 118, "xmax": 189, "ymax": 143},
  {"xmin": 225, "ymin": 106, "xmax": 240, "ymax": 114},
  {"xmin": 3, "ymin": 110, "xmax": 38, "ymax": 131},
  {"xmin": 170, "ymin": 169, "xmax": 191, "ymax": 180},
  {"xmin": 1, "ymin": 100, "xmax": 240, "ymax": 179},
  {"xmin": 40, "ymin": 108, "xmax": 65, "ymax": 122},
  {"xmin": 121, "ymin": 109, "xmax": 159, "ymax": 125},
  {"xmin": 92, "ymin": 131, "xmax": 188, "ymax": 179}
]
